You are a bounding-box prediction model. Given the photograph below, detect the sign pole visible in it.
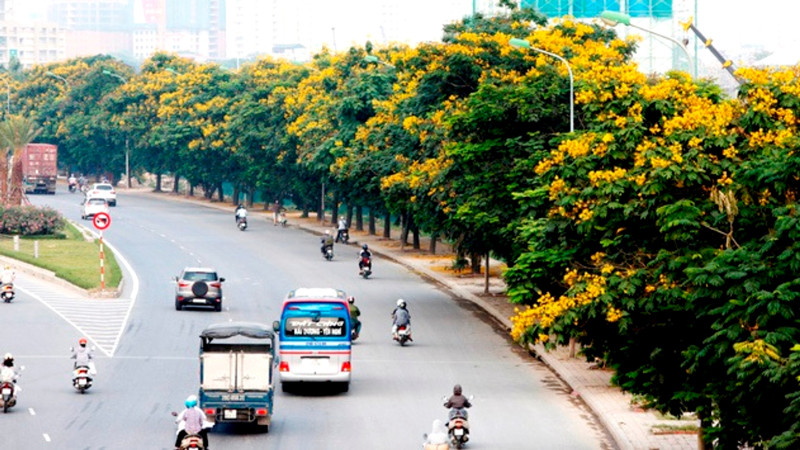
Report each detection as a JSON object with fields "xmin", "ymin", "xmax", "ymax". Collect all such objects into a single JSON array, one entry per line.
[{"xmin": 99, "ymin": 231, "xmax": 105, "ymax": 290}]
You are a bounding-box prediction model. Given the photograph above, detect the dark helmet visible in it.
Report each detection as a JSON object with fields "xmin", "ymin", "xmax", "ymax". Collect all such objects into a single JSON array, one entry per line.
[
  {"xmin": 2, "ymin": 353, "xmax": 12, "ymax": 367},
  {"xmin": 237, "ymin": 204, "xmax": 244, "ymax": 209},
  {"xmin": 347, "ymin": 296, "xmax": 355, "ymax": 304},
  {"xmin": 362, "ymin": 244, "xmax": 368, "ymax": 251},
  {"xmin": 453, "ymin": 384, "xmax": 462, "ymax": 395}
]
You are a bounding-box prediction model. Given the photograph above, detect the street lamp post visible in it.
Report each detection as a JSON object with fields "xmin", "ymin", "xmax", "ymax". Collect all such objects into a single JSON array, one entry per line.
[
  {"xmin": 2, "ymin": 78, "xmax": 8, "ymax": 114},
  {"xmin": 509, "ymin": 38, "xmax": 574, "ymax": 133},
  {"xmin": 599, "ymin": 11, "xmax": 695, "ymax": 78},
  {"xmin": 45, "ymin": 71, "xmax": 69, "ymax": 89},
  {"xmin": 102, "ymin": 69, "xmax": 130, "ymax": 187},
  {"xmin": 363, "ymin": 55, "xmax": 395, "ymax": 68}
]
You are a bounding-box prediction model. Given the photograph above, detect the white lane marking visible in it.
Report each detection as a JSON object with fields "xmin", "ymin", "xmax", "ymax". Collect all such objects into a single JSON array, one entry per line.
[
  {"xmin": 43, "ymin": 434, "xmax": 51, "ymax": 442},
  {"xmin": 80, "ymin": 229, "xmax": 140, "ymax": 357},
  {"xmin": 18, "ymin": 285, "xmax": 112, "ymax": 358},
  {"xmin": 29, "ymin": 408, "xmax": 36, "ymax": 415}
]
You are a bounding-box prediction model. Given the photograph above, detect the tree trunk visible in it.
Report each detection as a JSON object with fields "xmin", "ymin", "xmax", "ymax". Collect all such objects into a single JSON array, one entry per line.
[
  {"xmin": 383, "ymin": 212, "xmax": 391, "ymax": 238},
  {"xmin": 247, "ymin": 188, "xmax": 254, "ymax": 208},
  {"xmin": 411, "ymin": 215, "xmax": 420, "ymax": 250},
  {"xmin": 9, "ymin": 155, "xmax": 23, "ymax": 205},
  {"xmin": 217, "ymin": 182, "xmax": 224, "ymax": 202},
  {"xmin": 484, "ymin": 253, "xmax": 490, "ymax": 294},
  {"xmin": 356, "ymin": 205, "xmax": 364, "ymax": 231},
  {"xmin": 400, "ymin": 211, "xmax": 410, "ymax": 250},
  {"xmin": 346, "ymin": 205, "xmax": 354, "ymax": 229},
  {"xmin": 189, "ymin": 184, "xmax": 194, "ymax": 197},
  {"xmin": 331, "ymin": 192, "xmax": 339, "ymax": 225},
  {"xmin": 232, "ymin": 186, "xmax": 240, "ymax": 205},
  {"xmin": 368, "ymin": 209, "xmax": 376, "ymax": 235},
  {"xmin": 155, "ymin": 173, "xmax": 162, "ymax": 192},
  {"xmin": 471, "ymin": 253, "xmax": 481, "ymax": 274},
  {"xmin": 173, "ymin": 174, "xmax": 180, "ymax": 193},
  {"xmin": 429, "ymin": 231, "xmax": 437, "ymax": 255}
]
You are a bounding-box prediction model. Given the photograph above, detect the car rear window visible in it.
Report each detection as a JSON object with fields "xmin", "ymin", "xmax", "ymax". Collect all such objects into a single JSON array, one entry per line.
[
  {"xmin": 88, "ymin": 198, "xmax": 106, "ymax": 205},
  {"xmin": 94, "ymin": 185, "xmax": 112, "ymax": 191},
  {"xmin": 184, "ymin": 272, "xmax": 218, "ymax": 282}
]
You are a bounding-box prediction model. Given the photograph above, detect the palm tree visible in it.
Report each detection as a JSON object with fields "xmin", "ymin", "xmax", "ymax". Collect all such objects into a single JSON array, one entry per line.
[{"xmin": 0, "ymin": 115, "xmax": 42, "ymax": 206}]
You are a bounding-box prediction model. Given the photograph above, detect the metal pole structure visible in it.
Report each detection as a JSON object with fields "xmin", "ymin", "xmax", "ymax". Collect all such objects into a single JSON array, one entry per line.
[
  {"xmin": 46, "ymin": 71, "xmax": 69, "ymax": 89},
  {"xmin": 125, "ymin": 138, "xmax": 130, "ymax": 188},
  {"xmin": 3, "ymin": 78, "xmax": 9, "ymax": 114},
  {"xmin": 681, "ymin": 18, "xmax": 740, "ymax": 84},
  {"xmin": 99, "ymin": 232, "xmax": 105, "ymax": 290},
  {"xmin": 509, "ymin": 38, "xmax": 574, "ymax": 133}
]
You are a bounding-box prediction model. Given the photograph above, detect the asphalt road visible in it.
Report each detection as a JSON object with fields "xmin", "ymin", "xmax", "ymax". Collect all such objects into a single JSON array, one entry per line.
[{"xmin": 2, "ymin": 187, "xmax": 615, "ymax": 449}]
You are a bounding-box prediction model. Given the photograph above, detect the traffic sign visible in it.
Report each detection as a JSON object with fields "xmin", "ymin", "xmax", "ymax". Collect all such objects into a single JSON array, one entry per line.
[{"xmin": 92, "ymin": 212, "xmax": 111, "ymax": 230}]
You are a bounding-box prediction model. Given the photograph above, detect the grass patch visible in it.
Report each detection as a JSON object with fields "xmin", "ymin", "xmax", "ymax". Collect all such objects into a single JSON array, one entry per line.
[
  {"xmin": 650, "ymin": 423, "xmax": 699, "ymax": 434},
  {"xmin": 0, "ymin": 222, "xmax": 122, "ymax": 290}
]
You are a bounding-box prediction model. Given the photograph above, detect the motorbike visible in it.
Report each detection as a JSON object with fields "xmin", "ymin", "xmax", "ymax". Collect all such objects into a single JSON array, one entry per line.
[
  {"xmin": 395, "ymin": 325, "xmax": 412, "ymax": 346},
  {"xmin": 0, "ymin": 381, "xmax": 15, "ymax": 413},
  {"xmin": 72, "ymin": 365, "xmax": 94, "ymax": 394},
  {"xmin": 68, "ymin": 183, "xmax": 77, "ymax": 193},
  {"xmin": 359, "ymin": 256, "xmax": 372, "ymax": 279},
  {"xmin": 443, "ymin": 396, "xmax": 475, "ymax": 449},
  {"xmin": 339, "ymin": 228, "xmax": 350, "ymax": 244},
  {"xmin": 323, "ymin": 245, "xmax": 334, "ymax": 261},
  {"xmin": 1, "ymin": 283, "xmax": 14, "ymax": 302},
  {"xmin": 351, "ymin": 320, "xmax": 361, "ymax": 341},
  {"xmin": 171, "ymin": 411, "xmax": 207, "ymax": 449},
  {"xmin": 278, "ymin": 212, "xmax": 288, "ymax": 227},
  {"xmin": 236, "ymin": 216, "xmax": 247, "ymax": 231}
]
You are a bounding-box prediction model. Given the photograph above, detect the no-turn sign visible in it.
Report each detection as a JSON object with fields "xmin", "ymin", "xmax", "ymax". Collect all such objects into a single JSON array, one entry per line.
[{"xmin": 93, "ymin": 212, "xmax": 111, "ymax": 231}]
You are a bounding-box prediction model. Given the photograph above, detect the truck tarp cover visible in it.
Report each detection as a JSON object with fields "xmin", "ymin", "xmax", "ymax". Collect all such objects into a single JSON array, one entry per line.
[{"xmin": 201, "ymin": 322, "xmax": 274, "ymax": 340}]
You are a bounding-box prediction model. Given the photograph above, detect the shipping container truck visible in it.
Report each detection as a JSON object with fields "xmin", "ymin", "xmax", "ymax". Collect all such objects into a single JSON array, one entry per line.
[{"xmin": 22, "ymin": 143, "xmax": 58, "ymax": 195}]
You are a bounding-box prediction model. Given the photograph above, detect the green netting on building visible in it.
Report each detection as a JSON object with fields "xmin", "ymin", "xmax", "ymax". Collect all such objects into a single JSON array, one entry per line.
[{"xmin": 522, "ymin": 0, "xmax": 672, "ymax": 19}]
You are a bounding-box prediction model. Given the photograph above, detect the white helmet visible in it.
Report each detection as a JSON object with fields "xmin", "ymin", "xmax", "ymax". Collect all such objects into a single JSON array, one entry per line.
[
  {"xmin": 325, "ymin": 230, "xmax": 331, "ymax": 235},
  {"xmin": 3, "ymin": 353, "xmax": 11, "ymax": 360},
  {"xmin": 396, "ymin": 299, "xmax": 406, "ymax": 307}
]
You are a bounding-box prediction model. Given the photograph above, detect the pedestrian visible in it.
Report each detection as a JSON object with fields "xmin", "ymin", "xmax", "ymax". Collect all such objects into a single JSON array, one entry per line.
[{"xmin": 272, "ymin": 200, "xmax": 281, "ymax": 226}]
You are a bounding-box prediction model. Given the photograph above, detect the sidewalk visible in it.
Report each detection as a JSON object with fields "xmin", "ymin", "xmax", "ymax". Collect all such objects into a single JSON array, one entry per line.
[{"xmin": 134, "ymin": 190, "xmax": 700, "ymax": 450}]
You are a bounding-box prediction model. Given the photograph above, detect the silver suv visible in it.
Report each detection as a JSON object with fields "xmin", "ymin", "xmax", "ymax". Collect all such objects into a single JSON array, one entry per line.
[{"xmin": 174, "ymin": 267, "xmax": 225, "ymax": 311}]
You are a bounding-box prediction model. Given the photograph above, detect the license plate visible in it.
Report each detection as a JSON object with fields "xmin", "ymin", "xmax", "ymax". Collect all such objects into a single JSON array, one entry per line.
[
  {"xmin": 1, "ymin": 388, "xmax": 10, "ymax": 395},
  {"xmin": 78, "ymin": 379, "xmax": 87, "ymax": 386},
  {"xmin": 223, "ymin": 409, "xmax": 237, "ymax": 420},
  {"xmin": 454, "ymin": 429, "xmax": 464, "ymax": 436},
  {"xmin": 193, "ymin": 298, "xmax": 206, "ymax": 304}
]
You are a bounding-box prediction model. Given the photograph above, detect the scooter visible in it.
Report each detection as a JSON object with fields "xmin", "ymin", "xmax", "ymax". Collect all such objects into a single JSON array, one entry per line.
[
  {"xmin": 359, "ymin": 256, "xmax": 372, "ymax": 279},
  {"xmin": 443, "ymin": 396, "xmax": 474, "ymax": 449},
  {"xmin": 68, "ymin": 183, "xmax": 77, "ymax": 193},
  {"xmin": 1, "ymin": 283, "xmax": 14, "ymax": 302},
  {"xmin": 278, "ymin": 212, "xmax": 288, "ymax": 227},
  {"xmin": 395, "ymin": 325, "xmax": 412, "ymax": 346},
  {"xmin": 351, "ymin": 320, "xmax": 361, "ymax": 341},
  {"xmin": 236, "ymin": 217, "xmax": 247, "ymax": 231},
  {"xmin": 323, "ymin": 245, "xmax": 334, "ymax": 261},
  {"xmin": 171, "ymin": 411, "xmax": 207, "ymax": 449},
  {"xmin": 0, "ymin": 381, "xmax": 15, "ymax": 413},
  {"xmin": 72, "ymin": 365, "xmax": 94, "ymax": 394},
  {"xmin": 340, "ymin": 228, "xmax": 350, "ymax": 244}
]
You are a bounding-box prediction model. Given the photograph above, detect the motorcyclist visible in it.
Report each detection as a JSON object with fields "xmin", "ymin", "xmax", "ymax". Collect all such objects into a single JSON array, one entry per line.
[
  {"xmin": 68, "ymin": 174, "xmax": 77, "ymax": 191},
  {"xmin": 348, "ymin": 296, "xmax": 361, "ymax": 337},
  {"xmin": 235, "ymin": 204, "xmax": 247, "ymax": 223},
  {"xmin": 358, "ymin": 244, "xmax": 372, "ymax": 272},
  {"xmin": 1, "ymin": 265, "xmax": 15, "ymax": 286},
  {"xmin": 0, "ymin": 354, "xmax": 19, "ymax": 383},
  {"xmin": 71, "ymin": 338, "xmax": 93, "ymax": 369},
  {"xmin": 320, "ymin": 230, "xmax": 334, "ymax": 255},
  {"xmin": 78, "ymin": 174, "xmax": 87, "ymax": 190},
  {"xmin": 391, "ymin": 299, "xmax": 411, "ymax": 340},
  {"xmin": 174, "ymin": 395, "xmax": 209, "ymax": 449},
  {"xmin": 444, "ymin": 384, "xmax": 472, "ymax": 420},
  {"xmin": 336, "ymin": 217, "xmax": 348, "ymax": 242}
]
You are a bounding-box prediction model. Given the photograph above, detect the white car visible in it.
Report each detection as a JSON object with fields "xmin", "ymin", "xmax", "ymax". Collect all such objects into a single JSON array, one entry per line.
[
  {"xmin": 81, "ymin": 197, "xmax": 109, "ymax": 220},
  {"xmin": 87, "ymin": 183, "xmax": 116, "ymax": 206}
]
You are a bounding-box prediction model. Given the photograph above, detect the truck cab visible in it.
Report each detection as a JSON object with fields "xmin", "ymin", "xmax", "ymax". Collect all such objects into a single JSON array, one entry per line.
[{"xmin": 198, "ymin": 322, "xmax": 275, "ymax": 430}]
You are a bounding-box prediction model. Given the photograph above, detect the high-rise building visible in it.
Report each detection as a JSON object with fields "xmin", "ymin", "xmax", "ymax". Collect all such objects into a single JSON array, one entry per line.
[
  {"xmin": 226, "ymin": 0, "xmax": 271, "ymax": 62},
  {"xmin": 165, "ymin": 0, "xmax": 225, "ymax": 61},
  {"xmin": 47, "ymin": 0, "xmax": 133, "ymax": 59}
]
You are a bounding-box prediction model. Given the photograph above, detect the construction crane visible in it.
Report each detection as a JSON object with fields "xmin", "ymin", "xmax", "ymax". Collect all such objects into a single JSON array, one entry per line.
[{"xmin": 681, "ymin": 17, "xmax": 743, "ymax": 85}]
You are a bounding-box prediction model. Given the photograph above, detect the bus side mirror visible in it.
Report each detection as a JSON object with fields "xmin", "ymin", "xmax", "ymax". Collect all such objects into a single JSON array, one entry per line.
[{"xmin": 272, "ymin": 320, "xmax": 279, "ymax": 332}]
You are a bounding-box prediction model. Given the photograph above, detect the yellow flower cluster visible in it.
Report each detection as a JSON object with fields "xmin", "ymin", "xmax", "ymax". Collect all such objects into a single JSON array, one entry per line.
[
  {"xmin": 510, "ymin": 270, "xmax": 608, "ymax": 341},
  {"xmin": 717, "ymin": 171, "xmax": 734, "ymax": 186},
  {"xmin": 548, "ymin": 177, "xmax": 567, "ymax": 200},
  {"xmin": 606, "ymin": 307, "xmax": 623, "ymax": 323},
  {"xmin": 588, "ymin": 167, "xmax": 627, "ymax": 186}
]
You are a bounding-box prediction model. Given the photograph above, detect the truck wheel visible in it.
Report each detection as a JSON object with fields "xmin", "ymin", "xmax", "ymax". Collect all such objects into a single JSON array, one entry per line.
[{"xmin": 257, "ymin": 417, "xmax": 270, "ymax": 432}]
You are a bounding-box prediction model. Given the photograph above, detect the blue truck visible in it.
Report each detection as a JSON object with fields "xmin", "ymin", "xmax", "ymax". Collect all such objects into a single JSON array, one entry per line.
[{"xmin": 198, "ymin": 322, "xmax": 276, "ymax": 431}]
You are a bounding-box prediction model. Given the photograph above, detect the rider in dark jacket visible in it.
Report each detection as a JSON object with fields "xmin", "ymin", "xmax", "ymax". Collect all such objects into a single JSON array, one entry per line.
[
  {"xmin": 358, "ymin": 244, "xmax": 372, "ymax": 271},
  {"xmin": 444, "ymin": 384, "xmax": 472, "ymax": 419}
]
